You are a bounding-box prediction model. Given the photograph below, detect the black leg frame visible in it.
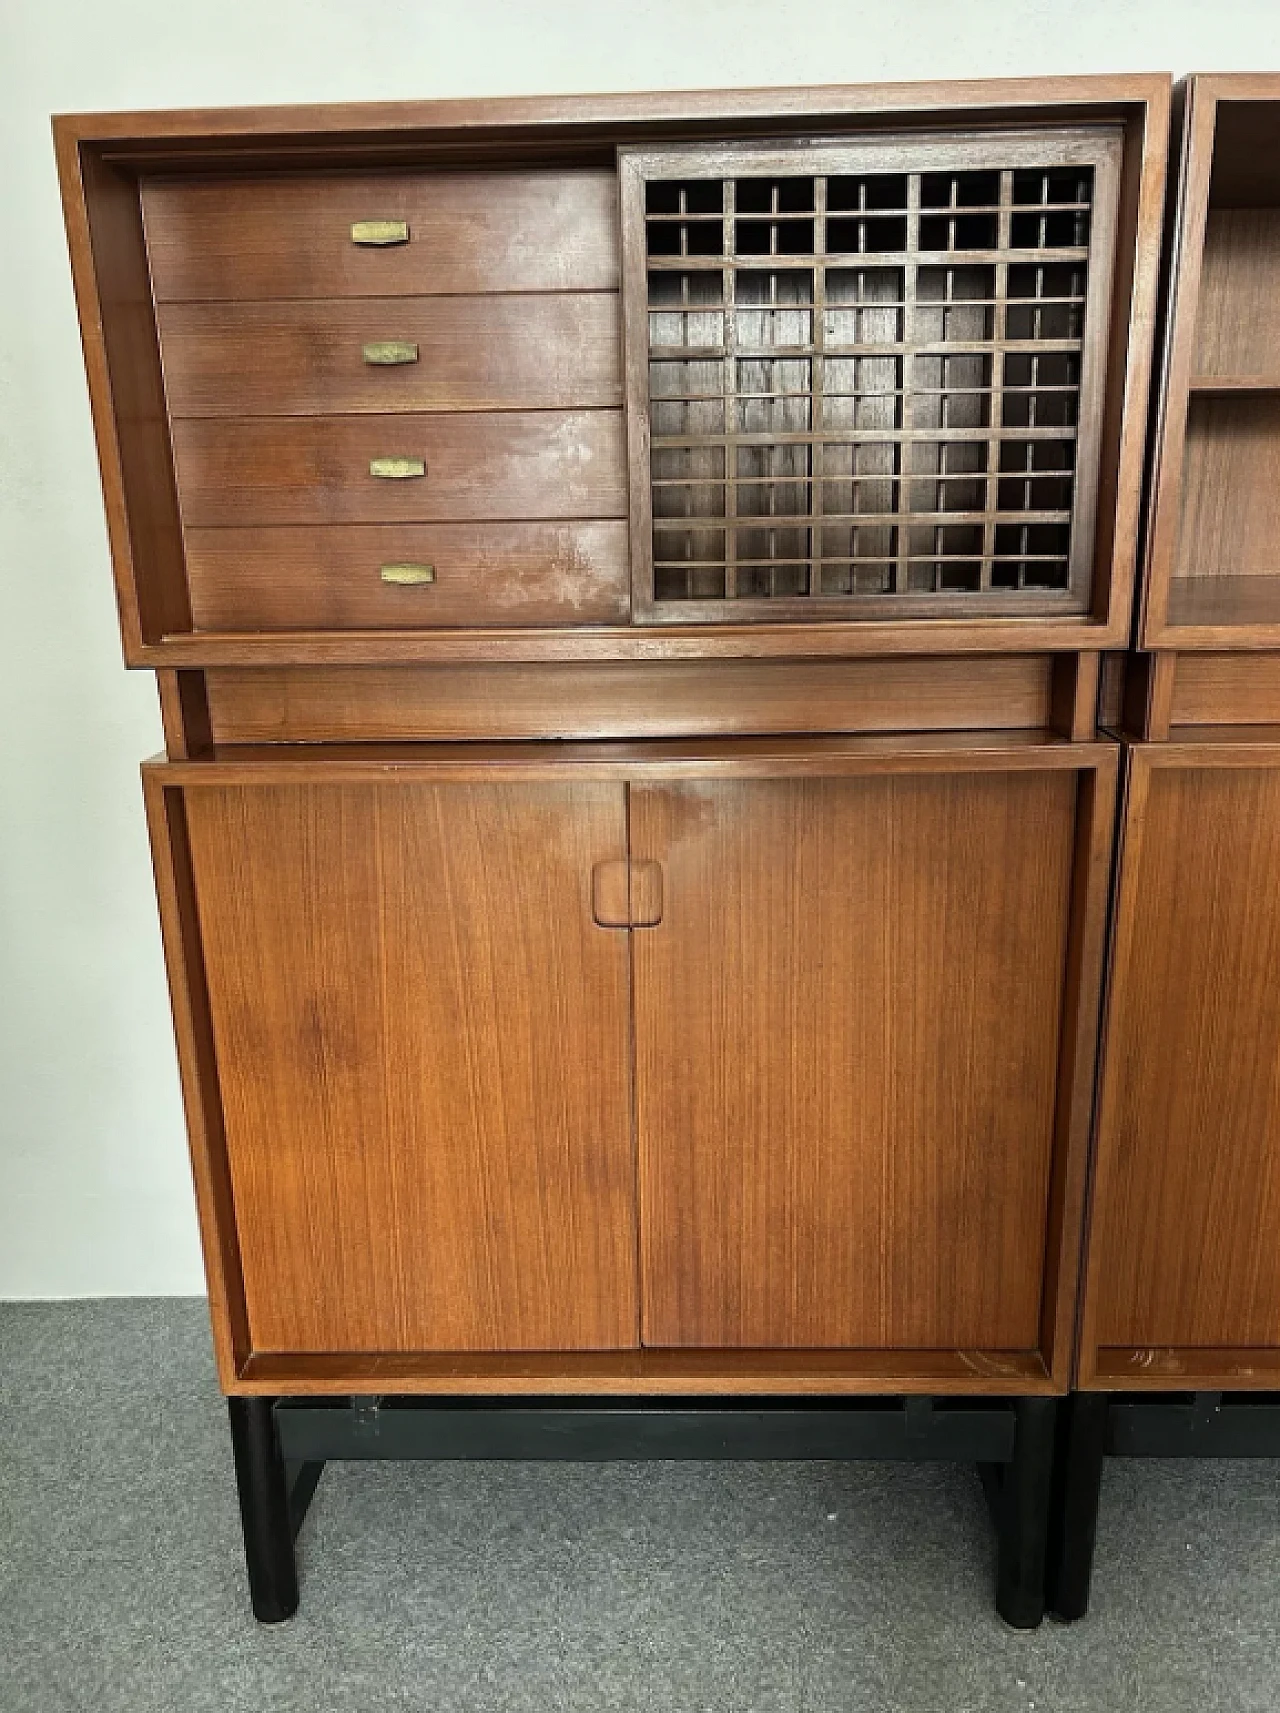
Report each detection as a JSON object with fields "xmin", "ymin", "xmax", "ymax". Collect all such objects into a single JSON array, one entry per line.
[
  {"xmin": 1048, "ymin": 1390, "xmax": 1280, "ymax": 1621},
  {"xmin": 226, "ymin": 1392, "xmax": 1059, "ymax": 1627}
]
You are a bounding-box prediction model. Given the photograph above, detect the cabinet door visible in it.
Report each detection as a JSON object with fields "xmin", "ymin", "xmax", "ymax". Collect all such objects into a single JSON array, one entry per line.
[
  {"xmin": 631, "ymin": 760, "xmax": 1086, "ymax": 1351},
  {"xmin": 1081, "ymin": 744, "xmax": 1280, "ymax": 1388},
  {"xmin": 181, "ymin": 779, "xmax": 638, "ymax": 1355}
]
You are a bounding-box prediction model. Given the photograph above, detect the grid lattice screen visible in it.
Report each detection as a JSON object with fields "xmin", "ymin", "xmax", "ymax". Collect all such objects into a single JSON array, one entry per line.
[{"xmin": 624, "ymin": 135, "xmax": 1119, "ymax": 618}]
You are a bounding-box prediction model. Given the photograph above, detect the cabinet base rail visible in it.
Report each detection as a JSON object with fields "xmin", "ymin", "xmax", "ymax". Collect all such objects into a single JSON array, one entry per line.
[
  {"xmin": 1047, "ymin": 1390, "xmax": 1280, "ymax": 1623},
  {"xmin": 227, "ymin": 1392, "xmax": 1057, "ymax": 1628}
]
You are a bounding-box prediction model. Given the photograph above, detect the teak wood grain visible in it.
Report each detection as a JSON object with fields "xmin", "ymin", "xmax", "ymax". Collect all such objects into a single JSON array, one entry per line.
[
  {"xmin": 199, "ymin": 654, "xmax": 1059, "ymax": 744},
  {"xmin": 631, "ymin": 766, "xmax": 1079, "ymax": 1352},
  {"xmin": 1193, "ymin": 210, "xmax": 1280, "ymax": 379},
  {"xmin": 181, "ymin": 779, "xmax": 639, "ymax": 1354},
  {"xmin": 1081, "ymin": 741, "xmax": 1280, "ymax": 1387},
  {"xmin": 157, "ymin": 294, "xmax": 621, "ymax": 418},
  {"xmin": 1168, "ymin": 653, "xmax": 1280, "ymax": 726},
  {"xmin": 141, "ymin": 169, "xmax": 620, "ymax": 300},
  {"xmin": 1174, "ymin": 396, "xmax": 1280, "ymax": 584},
  {"xmin": 185, "ymin": 521, "xmax": 630, "ymax": 632},
  {"xmin": 170, "ymin": 409, "xmax": 627, "ymax": 528}
]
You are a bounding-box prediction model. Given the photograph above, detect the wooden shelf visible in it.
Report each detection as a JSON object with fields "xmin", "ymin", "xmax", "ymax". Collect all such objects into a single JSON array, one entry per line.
[
  {"xmin": 1166, "ymin": 572, "xmax": 1280, "ymax": 634},
  {"xmin": 1190, "ymin": 375, "xmax": 1280, "ymax": 393}
]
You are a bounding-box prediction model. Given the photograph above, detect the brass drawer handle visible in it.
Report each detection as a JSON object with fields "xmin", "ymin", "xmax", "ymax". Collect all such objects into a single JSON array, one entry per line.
[
  {"xmin": 369, "ymin": 456, "xmax": 426, "ymax": 479},
  {"xmin": 350, "ymin": 219, "xmax": 409, "ymax": 247},
  {"xmin": 380, "ymin": 563, "xmax": 436, "ymax": 585},
  {"xmin": 362, "ymin": 340, "xmax": 419, "ymax": 366}
]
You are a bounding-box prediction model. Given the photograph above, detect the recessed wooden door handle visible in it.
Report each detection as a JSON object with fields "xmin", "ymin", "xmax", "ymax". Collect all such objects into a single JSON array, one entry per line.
[
  {"xmin": 592, "ymin": 860, "xmax": 663, "ymax": 929},
  {"xmin": 350, "ymin": 219, "xmax": 409, "ymax": 246},
  {"xmin": 592, "ymin": 861, "xmax": 630, "ymax": 929},
  {"xmin": 369, "ymin": 457, "xmax": 426, "ymax": 479}
]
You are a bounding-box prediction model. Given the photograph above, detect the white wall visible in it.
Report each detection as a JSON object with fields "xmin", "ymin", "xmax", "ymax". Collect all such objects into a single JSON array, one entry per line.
[{"xmin": 2, "ymin": 0, "xmax": 1278, "ymax": 1298}]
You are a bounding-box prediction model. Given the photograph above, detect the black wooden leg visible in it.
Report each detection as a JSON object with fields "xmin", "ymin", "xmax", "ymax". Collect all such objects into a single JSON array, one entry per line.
[
  {"xmin": 983, "ymin": 1396, "xmax": 1057, "ymax": 1629},
  {"xmin": 1046, "ymin": 1391, "xmax": 1109, "ymax": 1621},
  {"xmin": 227, "ymin": 1396, "xmax": 299, "ymax": 1623}
]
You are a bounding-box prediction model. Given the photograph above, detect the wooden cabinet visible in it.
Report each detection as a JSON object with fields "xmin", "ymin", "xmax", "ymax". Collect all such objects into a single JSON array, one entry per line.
[
  {"xmin": 56, "ymin": 81, "xmax": 1167, "ymax": 1409},
  {"xmin": 1076, "ymin": 78, "xmax": 1280, "ymax": 1395},
  {"xmin": 146, "ymin": 736, "xmax": 1117, "ymax": 1394}
]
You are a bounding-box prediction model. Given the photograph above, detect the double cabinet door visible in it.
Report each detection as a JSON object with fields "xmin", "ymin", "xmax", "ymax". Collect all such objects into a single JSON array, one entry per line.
[{"xmin": 157, "ymin": 740, "xmax": 1112, "ymax": 1371}]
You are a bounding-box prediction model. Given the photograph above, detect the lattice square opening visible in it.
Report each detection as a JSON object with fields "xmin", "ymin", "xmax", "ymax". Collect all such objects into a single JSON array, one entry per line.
[{"xmin": 622, "ymin": 129, "xmax": 1122, "ymax": 619}]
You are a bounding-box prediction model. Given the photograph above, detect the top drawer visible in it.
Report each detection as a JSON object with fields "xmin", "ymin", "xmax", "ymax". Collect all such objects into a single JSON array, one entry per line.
[{"xmin": 142, "ymin": 169, "xmax": 620, "ymax": 301}]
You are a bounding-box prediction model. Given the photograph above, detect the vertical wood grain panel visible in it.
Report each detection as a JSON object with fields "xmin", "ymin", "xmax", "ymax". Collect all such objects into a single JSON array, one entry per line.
[
  {"xmin": 183, "ymin": 781, "xmax": 638, "ymax": 1354},
  {"xmin": 1087, "ymin": 757, "xmax": 1280, "ymax": 1350},
  {"xmin": 631, "ymin": 767, "xmax": 1078, "ymax": 1350}
]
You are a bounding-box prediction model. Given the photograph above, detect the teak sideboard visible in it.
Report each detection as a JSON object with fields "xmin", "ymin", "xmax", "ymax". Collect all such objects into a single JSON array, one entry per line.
[{"xmin": 55, "ymin": 76, "xmax": 1172, "ymax": 1627}]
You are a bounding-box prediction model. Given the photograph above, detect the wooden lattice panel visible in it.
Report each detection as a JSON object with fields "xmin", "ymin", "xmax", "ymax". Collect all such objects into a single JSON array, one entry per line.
[{"xmin": 620, "ymin": 130, "xmax": 1122, "ymax": 623}]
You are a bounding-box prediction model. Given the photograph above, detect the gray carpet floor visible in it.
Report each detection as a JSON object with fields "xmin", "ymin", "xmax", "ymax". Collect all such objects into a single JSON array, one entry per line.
[{"xmin": 0, "ymin": 1301, "xmax": 1277, "ymax": 1712}]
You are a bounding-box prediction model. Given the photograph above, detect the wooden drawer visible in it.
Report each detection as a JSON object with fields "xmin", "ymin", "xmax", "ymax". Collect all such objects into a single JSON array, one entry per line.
[
  {"xmin": 142, "ymin": 169, "xmax": 619, "ymax": 301},
  {"xmin": 170, "ymin": 410, "xmax": 627, "ymax": 527},
  {"xmin": 158, "ymin": 295, "xmax": 622, "ymax": 417},
  {"xmin": 185, "ymin": 521, "xmax": 630, "ymax": 630}
]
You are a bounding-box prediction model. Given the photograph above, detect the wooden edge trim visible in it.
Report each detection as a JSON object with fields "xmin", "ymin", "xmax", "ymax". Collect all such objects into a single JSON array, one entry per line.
[
  {"xmin": 1039, "ymin": 750, "xmax": 1120, "ymax": 1387},
  {"xmin": 1086, "ymin": 93, "xmax": 1167, "ymax": 634},
  {"xmin": 52, "ymin": 75, "xmax": 1172, "ymax": 148},
  {"xmin": 142, "ymin": 770, "xmax": 250, "ymax": 1386},
  {"xmin": 1090, "ymin": 1345, "xmax": 1280, "ymax": 1391},
  {"xmin": 53, "ymin": 124, "xmax": 145, "ymax": 662},
  {"xmin": 156, "ymin": 669, "xmax": 213, "ymax": 759},
  {"xmin": 1139, "ymin": 76, "xmax": 1216, "ymax": 648},
  {"xmin": 142, "ymin": 731, "xmax": 1114, "ymax": 789},
  {"xmin": 230, "ymin": 1347, "xmax": 1055, "ymax": 1398},
  {"xmin": 1050, "ymin": 652, "xmax": 1102, "ymax": 740},
  {"xmin": 1140, "ymin": 730, "xmax": 1280, "ymax": 764},
  {"xmin": 1074, "ymin": 742, "xmax": 1150, "ymax": 1387},
  {"xmin": 136, "ymin": 617, "xmax": 1130, "ymax": 669}
]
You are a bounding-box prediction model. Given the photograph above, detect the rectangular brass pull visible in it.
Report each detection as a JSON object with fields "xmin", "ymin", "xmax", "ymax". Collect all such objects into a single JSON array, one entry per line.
[
  {"xmin": 350, "ymin": 219, "xmax": 409, "ymax": 246},
  {"xmin": 362, "ymin": 340, "xmax": 419, "ymax": 366},
  {"xmin": 369, "ymin": 456, "xmax": 426, "ymax": 479},
  {"xmin": 380, "ymin": 563, "xmax": 435, "ymax": 586}
]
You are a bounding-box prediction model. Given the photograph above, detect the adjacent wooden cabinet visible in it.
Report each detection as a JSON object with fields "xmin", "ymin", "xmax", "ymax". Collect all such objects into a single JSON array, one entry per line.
[{"xmin": 1077, "ymin": 76, "xmax": 1280, "ymax": 1397}]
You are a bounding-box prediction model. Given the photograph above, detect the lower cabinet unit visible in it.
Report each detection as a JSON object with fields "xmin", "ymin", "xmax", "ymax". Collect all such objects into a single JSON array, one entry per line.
[
  {"xmin": 1081, "ymin": 737, "xmax": 1280, "ymax": 1388},
  {"xmin": 1051, "ymin": 733, "xmax": 1280, "ymax": 1622},
  {"xmin": 146, "ymin": 734, "xmax": 1117, "ymax": 1396}
]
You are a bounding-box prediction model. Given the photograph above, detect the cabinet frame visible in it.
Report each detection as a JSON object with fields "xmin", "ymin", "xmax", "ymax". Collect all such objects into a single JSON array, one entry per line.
[
  {"xmin": 55, "ymin": 75, "xmax": 1168, "ymax": 666},
  {"xmin": 1140, "ymin": 73, "xmax": 1280, "ymax": 650},
  {"xmin": 144, "ymin": 732, "xmax": 1117, "ymax": 1398}
]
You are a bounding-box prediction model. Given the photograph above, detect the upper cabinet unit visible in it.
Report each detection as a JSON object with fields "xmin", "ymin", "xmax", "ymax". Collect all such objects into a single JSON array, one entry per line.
[
  {"xmin": 55, "ymin": 79, "xmax": 1169, "ymax": 665},
  {"xmin": 1143, "ymin": 76, "xmax": 1280, "ymax": 648}
]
